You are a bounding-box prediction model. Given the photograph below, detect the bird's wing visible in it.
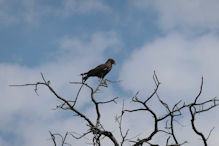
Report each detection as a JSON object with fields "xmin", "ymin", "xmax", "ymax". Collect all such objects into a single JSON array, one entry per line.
[{"xmin": 87, "ymin": 64, "xmax": 107, "ymax": 75}]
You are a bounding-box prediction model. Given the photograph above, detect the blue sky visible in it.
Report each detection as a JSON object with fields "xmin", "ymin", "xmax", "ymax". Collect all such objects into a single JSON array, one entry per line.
[
  {"xmin": 0, "ymin": 0, "xmax": 159, "ymax": 66},
  {"xmin": 1, "ymin": 0, "xmax": 219, "ymax": 146}
]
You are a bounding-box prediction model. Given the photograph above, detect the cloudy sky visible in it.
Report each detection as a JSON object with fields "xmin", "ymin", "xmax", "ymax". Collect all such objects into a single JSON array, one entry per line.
[{"xmin": 1, "ymin": 0, "xmax": 219, "ymax": 145}]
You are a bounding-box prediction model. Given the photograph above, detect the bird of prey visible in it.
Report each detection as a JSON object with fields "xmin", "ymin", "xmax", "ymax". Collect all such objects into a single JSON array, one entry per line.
[{"xmin": 81, "ymin": 58, "xmax": 116, "ymax": 82}]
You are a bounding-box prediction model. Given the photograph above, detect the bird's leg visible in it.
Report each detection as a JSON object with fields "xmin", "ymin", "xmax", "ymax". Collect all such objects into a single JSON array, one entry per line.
[
  {"xmin": 103, "ymin": 79, "xmax": 108, "ymax": 87},
  {"xmin": 99, "ymin": 78, "xmax": 104, "ymax": 86},
  {"xmin": 81, "ymin": 76, "xmax": 84, "ymax": 83},
  {"xmin": 81, "ymin": 74, "xmax": 87, "ymax": 83},
  {"xmin": 100, "ymin": 78, "xmax": 108, "ymax": 87}
]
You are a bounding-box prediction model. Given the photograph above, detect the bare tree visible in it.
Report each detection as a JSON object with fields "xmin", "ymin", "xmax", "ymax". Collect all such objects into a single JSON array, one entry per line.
[{"xmin": 10, "ymin": 71, "xmax": 219, "ymax": 146}]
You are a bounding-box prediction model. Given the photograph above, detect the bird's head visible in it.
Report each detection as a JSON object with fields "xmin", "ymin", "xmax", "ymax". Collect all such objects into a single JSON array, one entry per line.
[{"xmin": 107, "ymin": 58, "xmax": 116, "ymax": 65}]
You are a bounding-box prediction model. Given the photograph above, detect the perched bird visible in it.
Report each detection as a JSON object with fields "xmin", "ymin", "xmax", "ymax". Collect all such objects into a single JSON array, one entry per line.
[{"xmin": 81, "ymin": 58, "xmax": 116, "ymax": 82}]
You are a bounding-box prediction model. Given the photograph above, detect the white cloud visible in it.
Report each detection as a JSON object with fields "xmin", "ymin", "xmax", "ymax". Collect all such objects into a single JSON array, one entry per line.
[
  {"xmin": 0, "ymin": 0, "xmax": 19, "ymax": 25},
  {"xmin": 0, "ymin": 0, "xmax": 53, "ymax": 26},
  {"xmin": 120, "ymin": 33, "xmax": 219, "ymax": 97},
  {"xmin": 119, "ymin": 32, "xmax": 219, "ymax": 145},
  {"xmin": 0, "ymin": 0, "xmax": 111, "ymax": 27},
  {"xmin": 1, "ymin": 0, "xmax": 219, "ymax": 144},
  {"xmin": 130, "ymin": 0, "xmax": 219, "ymax": 32},
  {"xmin": 1, "ymin": 31, "xmax": 219, "ymax": 145},
  {"xmin": 0, "ymin": 137, "xmax": 9, "ymax": 146},
  {"xmin": 156, "ymin": 0, "xmax": 219, "ymax": 31},
  {"xmin": 62, "ymin": 0, "xmax": 111, "ymax": 16},
  {"xmin": 0, "ymin": 31, "xmax": 121, "ymax": 146},
  {"xmin": 58, "ymin": 31, "xmax": 121, "ymax": 63}
]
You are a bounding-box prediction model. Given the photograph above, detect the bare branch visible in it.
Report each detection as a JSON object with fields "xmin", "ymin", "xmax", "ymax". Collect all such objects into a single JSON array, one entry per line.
[
  {"xmin": 144, "ymin": 71, "xmax": 161, "ymax": 104},
  {"xmin": 10, "ymin": 74, "xmax": 95, "ymax": 127},
  {"xmin": 97, "ymin": 97, "xmax": 118, "ymax": 104},
  {"xmin": 49, "ymin": 131, "xmax": 57, "ymax": 146},
  {"xmin": 194, "ymin": 76, "xmax": 203, "ymax": 103},
  {"xmin": 115, "ymin": 100, "xmax": 129, "ymax": 146},
  {"xmin": 11, "ymin": 72, "xmax": 219, "ymax": 146},
  {"xmin": 105, "ymin": 79, "xmax": 123, "ymax": 83},
  {"xmin": 70, "ymin": 131, "xmax": 91, "ymax": 140},
  {"xmin": 206, "ymin": 127, "xmax": 214, "ymax": 141},
  {"xmin": 73, "ymin": 84, "xmax": 84, "ymax": 107},
  {"xmin": 189, "ymin": 77, "xmax": 207, "ymax": 146},
  {"xmin": 49, "ymin": 131, "xmax": 71, "ymax": 146}
]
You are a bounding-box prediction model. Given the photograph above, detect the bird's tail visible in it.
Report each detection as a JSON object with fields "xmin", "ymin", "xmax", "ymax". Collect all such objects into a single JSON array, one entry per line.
[
  {"xmin": 82, "ymin": 76, "xmax": 88, "ymax": 82},
  {"xmin": 81, "ymin": 73, "xmax": 88, "ymax": 83}
]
